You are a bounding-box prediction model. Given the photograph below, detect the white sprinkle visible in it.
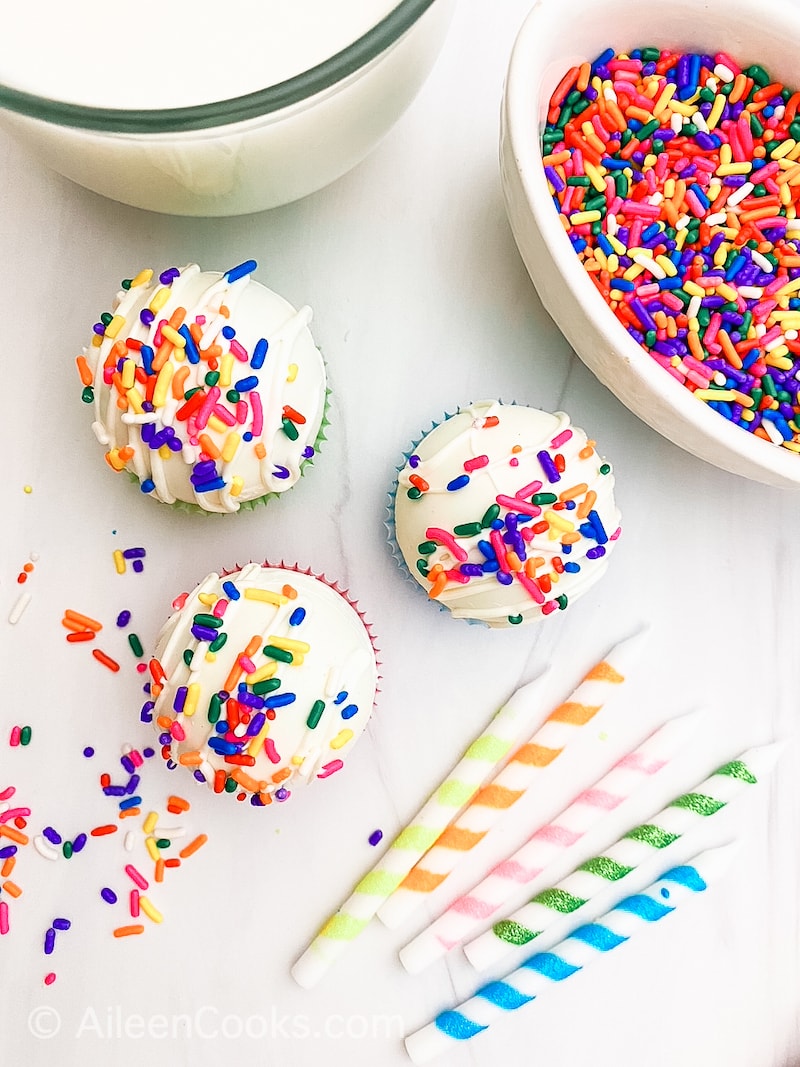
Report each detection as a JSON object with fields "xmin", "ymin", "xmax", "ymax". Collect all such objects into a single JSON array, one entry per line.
[
  {"xmin": 633, "ymin": 253, "xmax": 666, "ymax": 279},
  {"xmin": 153, "ymin": 826, "xmax": 187, "ymax": 839},
  {"xmin": 762, "ymin": 419, "xmax": 784, "ymax": 445},
  {"xmin": 124, "ymin": 832, "xmax": 137, "ymax": 852},
  {"xmin": 751, "ymin": 250, "xmax": 775, "ymax": 272},
  {"xmin": 705, "ymin": 211, "xmax": 728, "ymax": 226},
  {"xmin": 8, "ymin": 592, "xmax": 31, "ymax": 625},
  {"xmin": 34, "ymin": 835, "xmax": 60, "ymax": 861},
  {"xmin": 738, "ymin": 286, "xmax": 765, "ymax": 299},
  {"xmin": 728, "ymin": 181, "xmax": 754, "ymax": 207},
  {"xmin": 687, "ymin": 296, "xmax": 702, "ymax": 320},
  {"xmin": 714, "ymin": 63, "xmax": 735, "ymax": 83}
]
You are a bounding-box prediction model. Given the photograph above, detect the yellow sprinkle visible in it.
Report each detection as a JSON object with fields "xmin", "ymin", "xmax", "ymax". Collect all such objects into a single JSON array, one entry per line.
[
  {"xmin": 667, "ymin": 98, "xmax": 695, "ymax": 117},
  {"xmin": 663, "ymin": 177, "xmax": 676, "ymax": 199},
  {"xmin": 105, "ymin": 449, "xmax": 127, "ymax": 472},
  {"xmin": 161, "ymin": 324, "xmax": 185, "ymax": 348},
  {"xmin": 247, "ymin": 721, "xmax": 271, "ymax": 758},
  {"xmin": 675, "ymin": 228, "xmax": 688, "ymax": 251},
  {"xmin": 655, "ymin": 254, "xmax": 677, "ymax": 277},
  {"xmin": 221, "ymin": 433, "xmax": 241, "ymax": 464},
  {"xmin": 126, "ymin": 388, "xmax": 145, "ymax": 415},
  {"xmin": 291, "ymin": 755, "xmax": 304, "ymax": 766},
  {"xmin": 683, "ymin": 280, "xmax": 705, "ymax": 298},
  {"xmin": 198, "ymin": 593, "xmax": 216, "ymax": 606},
  {"xmin": 706, "ymin": 94, "xmax": 726, "ymax": 130},
  {"xmin": 230, "ymin": 476, "xmax": 244, "ymax": 497},
  {"xmin": 207, "ymin": 415, "xmax": 227, "ymax": 434},
  {"xmin": 544, "ymin": 509, "xmax": 575, "ymax": 533},
  {"xmin": 145, "ymin": 837, "xmax": 160, "ymax": 862},
  {"xmin": 121, "ymin": 358, "xmax": 137, "ymax": 390},
  {"xmin": 741, "ymin": 408, "xmax": 756, "ymax": 423},
  {"xmin": 183, "ymin": 683, "xmax": 200, "ymax": 717},
  {"xmin": 113, "ymin": 549, "xmax": 126, "ymax": 574},
  {"xmin": 719, "ymin": 142, "xmax": 732, "ymax": 165},
  {"xmin": 130, "ymin": 269, "xmax": 154, "ymax": 288},
  {"xmin": 653, "ymin": 81, "xmax": 677, "ymax": 116},
  {"xmin": 149, "ymin": 287, "xmax": 170, "ymax": 314},
  {"xmin": 570, "ymin": 210, "xmax": 602, "ymax": 225},
  {"xmin": 139, "ymin": 896, "xmax": 163, "ymax": 924},
  {"xmin": 219, "ymin": 353, "xmax": 234, "ymax": 388},
  {"xmin": 715, "ymin": 282, "xmax": 738, "ymax": 302},
  {"xmin": 584, "ymin": 161, "xmax": 607, "ymax": 193},
  {"xmin": 780, "ymin": 183, "xmax": 793, "ymax": 207},
  {"xmin": 204, "ymin": 651, "xmax": 217, "ymax": 663},
  {"xmin": 607, "ymin": 234, "xmax": 626, "ymax": 255},
  {"xmin": 244, "ymin": 589, "xmax": 288, "ymax": 605},
  {"xmin": 622, "ymin": 263, "xmax": 645, "ymax": 281},
  {"xmin": 716, "ymin": 161, "xmax": 752, "ymax": 176},
  {"xmin": 330, "ymin": 729, "xmax": 354, "ymax": 751},
  {"xmin": 158, "ymin": 443, "xmax": 171, "ymax": 460},
  {"xmin": 247, "ymin": 662, "xmax": 278, "ymax": 684},
  {"xmin": 91, "ymin": 334, "xmax": 103, "ymax": 347},
  {"xmin": 765, "ymin": 352, "xmax": 793, "ymax": 370},
  {"xmin": 771, "ymin": 138, "xmax": 797, "ymax": 160},
  {"xmin": 782, "ymin": 438, "xmax": 800, "ymax": 451},
  {"xmin": 267, "ymin": 636, "xmax": 311, "ymax": 653},
  {"xmin": 777, "ymin": 276, "xmax": 800, "ymax": 297},
  {"xmin": 143, "ymin": 811, "xmax": 158, "ymax": 835},
  {"xmin": 286, "ymin": 363, "xmax": 298, "ymax": 383},
  {"xmin": 693, "ymin": 389, "xmax": 737, "ymax": 401},
  {"xmin": 104, "ymin": 315, "xmax": 125, "ymax": 340},
  {"xmin": 152, "ymin": 362, "xmax": 174, "ymax": 408}
]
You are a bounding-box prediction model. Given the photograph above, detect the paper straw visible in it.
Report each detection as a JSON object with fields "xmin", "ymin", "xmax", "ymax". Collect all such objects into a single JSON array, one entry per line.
[
  {"xmin": 463, "ymin": 742, "xmax": 779, "ymax": 973},
  {"xmin": 404, "ymin": 844, "xmax": 735, "ymax": 1064},
  {"xmin": 399, "ymin": 709, "xmax": 702, "ymax": 973},
  {"xmin": 291, "ymin": 668, "xmax": 554, "ymax": 988},
  {"xmin": 377, "ymin": 628, "xmax": 648, "ymax": 930}
]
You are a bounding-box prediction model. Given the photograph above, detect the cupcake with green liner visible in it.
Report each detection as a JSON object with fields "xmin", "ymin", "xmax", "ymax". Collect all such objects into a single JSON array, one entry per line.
[
  {"xmin": 77, "ymin": 260, "xmax": 327, "ymax": 514},
  {"xmin": 389, "ymin": 400, "xmax": 621, "ymax": 628},
  {"xmin": 144, "ymin": 561, "xmax": 380, "ymax": 807}
]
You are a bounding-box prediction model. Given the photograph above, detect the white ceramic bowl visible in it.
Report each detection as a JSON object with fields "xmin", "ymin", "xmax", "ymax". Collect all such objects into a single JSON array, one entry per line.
[{"xmin": 500, "ymin": 0, "xmax": 800, "ymax": 488}]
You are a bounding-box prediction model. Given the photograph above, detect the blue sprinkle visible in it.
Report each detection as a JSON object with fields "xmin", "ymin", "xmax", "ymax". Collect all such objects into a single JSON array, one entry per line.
[
  {"xmin": 221, "ymin": 325, "xmax": 236, "ymax": 339},
  {"xmin": 178, "ymin": 324, "xmax": 200, "ymax": 363},
  {"xmin": 333, "ymin": 691, "xmax": 348, "ymax": 705},
  {"xmin": 222, "ymin": 580, "xmax": 240, "ymax": 600},
  {"xmin": 141, "ymin": 479, "xmax": 156, "ymax": 494},
  {"xmin": 341, "ymin": 704, "xmax": 358, "ymax": 720},
  {"xmin": 289, "ymin": 607, "xmax": 306, "ymax": 626},
  {"xmin": 264, "ymin": 692, "xmax": 297, "ymax": 709},
  {"xmin": 446, "ymin": 474, "xmax": 470, "ymax": 492},
  {"xmin": 251, "ymin": 338, "xmax": 268, "ymax": 369},
  {"xmin": 224, "ymin": 260, "xmax": 257, "ymax": 283},
  {"xmin": 119, "ymin": 796, "xmax": 142, "ymax": 811},
  {"xmin": 234, "ymin": 375, "xmax": 259, "ymax": 392}
]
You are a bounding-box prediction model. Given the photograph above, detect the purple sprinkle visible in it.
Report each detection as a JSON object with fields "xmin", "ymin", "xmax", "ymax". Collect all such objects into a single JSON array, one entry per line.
[
  {"xmin": 44, "ymin": 928, "xmax": 56, "ymax": 955},
  {"xmin": 536, "ymin": 449, "xmax": 560, "ymax": 483},
  {"xmin": 0, "ymin": 846, "xmax": 17, "ymax": 859},
  {"xmin": 122, "ymin": 548, "xmax": 146, "ymax": 559},
  {"xmin": 301, "ymin": 446, "xmax": 315, "ymax": 459},
  {"xmin": 43, "ymin": 827, "xmax": 62, "ymax": 846},
  {"xmin": 120, "ymin": 754, "xmax": 135, "ymax": 774},
  {"xmin": 140, "ymin": 308, "xmax": 155, "ymax": 326},
  {"xmin": 92, "ymin": 322, "xmax": 106, "ymax": 336},
  {"xmin": 52, "ymin": 918, "xmax": 71, "ymax": 931},
  {"xmin": 368, "ymin": 829, "xmax": 384, "ymax": 847},
  {"xmin": 496, "ymin": 571, "xmax": 514, "ymax": 586},
  {"xmin": 193, "ymin": 770, "xmax": 206, "ymax": 783},
  {"xmin": 72, "ymin": 833, "xmax": 87, "ymax": 853},
  {"xmin": 100, "ymin": 888, "xmax": 117, "ymax": 905},
  {"xmin": 103, "ymin": 786, "xmax": 127, "ymax": 797},
  {"xmin": 83, "ymin": 746, "xmax": 95, "ymax": 758},
  {"xmin": 272, "ymin": 465, "xmax": 291, "ymax": 479},
  {"xmin": 159, "ymin": 267, "xmax": 180, "ymax": 285},
  {"xmin": 116, "ymin": 610, "xmax": 132, "ymax": 628},
  {"xmin": 586, "ymin": 545, "xmax": 607, "ymax": 560},
  {"xmin": 275, "ymin": 787, "xmax": 290, "ymax": 802},
  {"xmin": 142, "ymin": 747, "xmax": 155, "ymax": 758},
  {"xmin": 408, "ymin": 454, "xmax": 421, "ymax": 468},
  {"xmin": 125, "ymin": 774, "xmax": 141, "ymax": 795}
]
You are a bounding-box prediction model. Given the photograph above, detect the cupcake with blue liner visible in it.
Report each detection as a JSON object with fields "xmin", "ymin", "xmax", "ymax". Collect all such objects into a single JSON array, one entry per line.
[
  {"xmin": 142, "ymin": 562, "xmax": 379, "ymax": 807},
  {"xmin": 390, "ymin": 400, "xmax": 621, "ymax": 628},
  {"xmin": 77, "ymin": 260, "xmax": 328, "ymax": 514}
]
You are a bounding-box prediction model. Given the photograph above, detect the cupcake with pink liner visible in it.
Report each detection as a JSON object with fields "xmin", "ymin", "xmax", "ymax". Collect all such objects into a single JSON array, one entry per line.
[
  {"xmin": 77, "ymin": 259, "xmax": 328, "ymax": 514},
  {"xmin": 143, "ymin": 562, "xmax": 379, "ymax": 806},
  {"xmin": 390, "ymin": 400, "xmax": 621, "ymax": 628}
]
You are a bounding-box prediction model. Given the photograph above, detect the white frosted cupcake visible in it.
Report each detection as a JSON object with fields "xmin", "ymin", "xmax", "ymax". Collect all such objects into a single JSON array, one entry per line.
[
  {"xmin": 391, "ymin": 400, "xmax": 621, "ymax": 628},
  {"xmin": 143, "ymin": 563, "xmax": 379, "ymax": 806},
  {"xmin": 77, "ymin": 260, "xmax": 327, "ymax": 514}
]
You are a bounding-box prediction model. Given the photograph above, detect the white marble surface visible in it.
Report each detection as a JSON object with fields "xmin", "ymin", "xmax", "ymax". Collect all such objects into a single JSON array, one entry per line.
[{"xmin": 2, "ymin": 1, "xmax": 799, "ymax": 1065}]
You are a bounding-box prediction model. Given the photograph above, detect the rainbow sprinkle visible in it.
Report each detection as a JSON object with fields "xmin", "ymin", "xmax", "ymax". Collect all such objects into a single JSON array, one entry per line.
[{"xmin": 544, "ymin": 47, "xmax": 800, "ymax": 450}]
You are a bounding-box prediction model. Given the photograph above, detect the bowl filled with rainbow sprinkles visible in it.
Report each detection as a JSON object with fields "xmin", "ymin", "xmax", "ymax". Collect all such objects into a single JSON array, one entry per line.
[{"xmin": 501, "ymin": 0, "xmax": 800, "ymax": 488}]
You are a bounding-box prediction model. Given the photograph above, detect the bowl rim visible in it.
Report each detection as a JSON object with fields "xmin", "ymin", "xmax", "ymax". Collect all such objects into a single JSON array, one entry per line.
[
  {"xmin": 0, "ymin": 0, "xmax": 437, "ymax": 134},
  {"xmin": 502, "ymin": 0, "xmax": 800, "ymax": 487}
]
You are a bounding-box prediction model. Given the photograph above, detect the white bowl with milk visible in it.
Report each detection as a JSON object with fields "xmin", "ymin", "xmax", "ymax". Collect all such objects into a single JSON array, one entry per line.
[{"xmin": 0, "ymin": 0, "xmax": 454, "ymax": 216}]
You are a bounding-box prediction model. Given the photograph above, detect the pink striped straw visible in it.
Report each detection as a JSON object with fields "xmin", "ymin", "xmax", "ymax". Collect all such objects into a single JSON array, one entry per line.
[{"xmin": 398, "ymin": 711, "xmax": 702, "ymax": 974}]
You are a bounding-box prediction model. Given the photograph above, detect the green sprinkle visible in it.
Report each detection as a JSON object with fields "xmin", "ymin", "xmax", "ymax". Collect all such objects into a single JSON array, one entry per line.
[
  {"xmin": 155, "ymin": 838, "xmax": 170, "ymax": 849},
  {"xmin": 204, "ymin": 371, "xmax": 220, "ymax": 387},
  {"xmin": 282, "ymin": 417, "xmax": 299, "ymax": 441},
  {"xmin": 224, "ymin": 776, "xmax": 238, "ymax": 793},
  {"xmin": 453, "ymin": 521, "xmax": 482, "ymax": 537},
  {"xmin": 209, "ymin": 632, "xmax": 227, "ymax": 653},
  {"xmin": 100, "ymin": 311, "xmax": 113, "ymax": 326},
  {"xmin": 226, "ymin": 389, "xmax": 240, "ymax": 404},
  {"xmin": 531, "ymin": 492, "xmax": 557, "ymax": 505},
  {"xmin": 193, "ymin": 613, "xmax": 223, "ymax": 628},
  {"xmin": 121, "ymin": 278, "xmax": 132, "ymax": 290},
  {"xmin": 507, "ymin": 614, "xmax": 524, "ymax": 625},
  {"xmin": 306, "ymin": 700, "xmax": 325, "ymax": 729},
  {"xmin": 252, "ymin": 678, "xmax": 282, "ymax": 696},
  {"xmin": 407, "ymin": 487, "xmax": 422, "ymax": 500},
  {"xmin": 81, "ymin": 386, "xmax": 94, "ymax": 404},
  {"xmin": 128, "ymin": 633, "xmax": 144, "ymax": 657},
  {"xmin": 62, "ymin": 841, "xmax": 73, "ymax": 859},
  {"xmin": 416, "ymin": 559, "xmax": 429, "ymax": 577},
  {"xmin": 481, "ymin": 503, "xmax": 501, "ymax": 528},
  {"xmin": 417, "ymin": 540, "xmax": 437, "ymax": 555},
  {"xmin": 745, "ymin": 64, "xmax": 770, "ymax": 87},
  {"xmin": 207, "ymin": 694, "xmax": 222, "ymax": 724},
  {"xmin": 19, "ymin": 725, "xmax": 32, "ymax": 746},
  {"xmin": 263, "ymin": 645, "xmax": 293, "ymax": 663},
  {"xmin": 556, "ymin": 594, "xmax": 568, "ymax": 611},
  {"xmin": 600, "ymin": 463, "xmax": 611, "ymax": 475}
]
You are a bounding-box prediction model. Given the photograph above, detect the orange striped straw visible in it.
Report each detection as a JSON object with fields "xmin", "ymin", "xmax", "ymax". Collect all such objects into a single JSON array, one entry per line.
[{"xmin": 376, "ymin": 628, "xmax": 647, "ymax": 930}]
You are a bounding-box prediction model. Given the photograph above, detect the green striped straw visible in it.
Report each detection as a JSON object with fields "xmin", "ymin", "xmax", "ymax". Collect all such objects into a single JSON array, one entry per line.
[
  {"xmin": 291, "ymin": 669, "xmax": 553, "ymax": 988},
  {"xmin": 463, "ymin": 742, "xmax": 780, "ymax": 973}
]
